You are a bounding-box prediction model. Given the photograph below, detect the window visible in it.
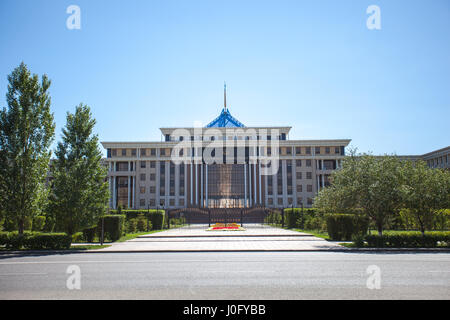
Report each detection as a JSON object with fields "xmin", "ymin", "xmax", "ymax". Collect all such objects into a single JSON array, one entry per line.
[
  {"xmin": 315, "ymin": 147, "xmax": 320, "ymax": 155},
  {"xmin": 140, "ymin": 149, "xmax": 146, "ymax": 156},
  {"xmin": 107, "ymin": 149, "xmax": 111, "ymax": 158},
  {"xmin": 140, "ymin": 187, "xmax": 145, "ymax": 194},
  {"xmin": 306, "ymin": 159, "xmax": 312, "ymax": 167},
  {"xmin": 132, "ymin": 149, "xmax": 137, "ymax": 156},
  {"xmin": 305, "ymin": 147, "xmax": 311, "ymax": 155},
  {"xmin": 150, "ymin": 149, "xmax": 156, "ymax": 156},
  {"xmin": 306, "ymin": 172, "xmax": 312, "ymax": 179},
  {"xmin": 150, "ymin": 174, "xmax": 155, "ymax": 181},
  {"xmin": 140, "ymin": 173, "xmax": 146, "ymax": 181},
  {"xmin": 296, "ymin": 172, "xmax": 302, "ymax": 179},
  {"xmin": 297, "ymin": 184, "xmax": 302, "ymax": 192},
  {"xmin": 296, "ymin": 160, "xmax": 302, "ymax": 167},
  {"xmin": 179, "ymin": 199, "xmax": 185, "ymax": 206},
  {"xmin": 286, "ymin": 147, "xmax": 291, "ymax": 155},
  {"xmin": 307, "ymin": 197, "xmax": 313, "ymax": 205},
  {"xmin": 325, "ymin": 147, "xmax": 330, "ymax": 154},
  {"xmin": 307, "ymin": 184, "xmax": 312, "ymax": 192},
  {"xmin": 335, "ymin": 147, "xmax": 340, "ymax": 154},
  {"xmin": 295, "ymin": 147, "xmax": 301, "ymax": 155},
  {"xmin": 150, "ymin": 161, "xmax": 156, "ymax": 168},
  {"xmin": 160, "ymin": 148, "xmax": 166, "ymax": 156},
  {"xmin": 112, "ymin": 149, "xmax": 117, "ymax": 156},
  {"xmin": 150, "ymin": 186, "xmax": 155, "ymax": 193},
  {"xmin": 140, "ymin": 161, "xmax": 146, "ymax": 168},
  {"xmin": 277, "ymin": 198, "xmax": 283, "ymax": 205},
  {"xmin": 140, "ymin": 199, "xmax": 145, "ymax": 207},
  {"xmin": 268, "ymin": 198, "xmax": 273, "ymax": 205},
  {"xmin": 169, "ymin": 199, "xmax": 175, "ymax": 206},
  {"xmin": 122, "ymin": 149, "xmax": 126, "ymax": 156},
  {"xmin": 149, "ymin": 199, "xmax": 155, "ymax": 206}
]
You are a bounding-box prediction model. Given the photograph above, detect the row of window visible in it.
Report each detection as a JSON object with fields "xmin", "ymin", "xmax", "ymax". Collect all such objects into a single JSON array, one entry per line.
[
  {"xmin": 267, "ymin": 197, "xmax": 313, "ymax": 206},
  {"xmin": 138, "ymin": 196, "xmax": 313, "ymax": 208},
  {"xmin": 140, "ymin": 198, "xmax": 185, "ymax": 208},
  {"xmin": 165, "ymin": 134, "xmax": 288, "ymax": 142},
  {"xmin": 107, "ymin": 146, "xmax": 345, "ymax": 158}
]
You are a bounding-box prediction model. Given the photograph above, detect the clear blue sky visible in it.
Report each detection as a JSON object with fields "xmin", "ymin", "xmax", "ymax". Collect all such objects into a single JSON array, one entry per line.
[{"xmin": 0, "ymin": 0, "xmax": 449, "ymax": 156}]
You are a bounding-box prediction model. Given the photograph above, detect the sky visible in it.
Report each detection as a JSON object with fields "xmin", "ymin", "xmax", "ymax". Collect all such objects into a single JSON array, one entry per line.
[{"xmin": 0, "ymin": 0, "xmax": 449, "ymax": 157}]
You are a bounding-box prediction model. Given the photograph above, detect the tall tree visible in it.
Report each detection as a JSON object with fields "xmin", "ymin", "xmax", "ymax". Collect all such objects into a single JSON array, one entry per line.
[
  {"xmin": 0, "ymin": 63, "xmax": 55, "ymax": 234},
  {"xmin": 49, "ymin": 104, "xmax": 109, "ymax": 235},
  {"xmin": 314, "ymin": 150, "xmax": 404, "ymax": 235},
  {"xmin": 401, "ymin": 161, "xmax": 450, "ymax": 235}
]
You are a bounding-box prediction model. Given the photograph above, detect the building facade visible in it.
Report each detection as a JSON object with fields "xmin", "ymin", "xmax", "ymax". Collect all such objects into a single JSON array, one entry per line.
[{"xmin": 102, "ymin": 104, "xmax": 351, "ymax": 210}]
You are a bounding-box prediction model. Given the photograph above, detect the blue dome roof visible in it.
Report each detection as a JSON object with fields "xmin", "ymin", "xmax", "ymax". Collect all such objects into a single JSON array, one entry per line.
[{"xmin": 206, "ymin": 108, "xmax": 245, "ymax": 128}]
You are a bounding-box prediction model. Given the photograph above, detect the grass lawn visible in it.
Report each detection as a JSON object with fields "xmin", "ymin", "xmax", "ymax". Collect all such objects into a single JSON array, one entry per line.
[
  {"xmin": 292, "ymin": 229, "xmax": 330, "ymax": 240},
  {"xmin": 115, "ymin": 229, "xmax": 166, "ymax": 242},
  {"xmin": 69, "ymin": 244, "xmax": 111, "ymax": 250}
]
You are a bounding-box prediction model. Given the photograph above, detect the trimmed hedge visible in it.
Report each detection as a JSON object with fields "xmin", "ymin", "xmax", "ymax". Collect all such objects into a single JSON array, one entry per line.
[
  {"xmin": 326, "ymin": 214, "xmax": 369, "ymax": 241},
  {"xmin": 110, "ymin": 209, "xmax": 165, "ymax": 230},
  {"xmin": 365, "ymin": 231, "xmax": 450, "ymax": 248},
  {"xmin": 0, "ymin": 232, "xmax": 72, "ymax": 250},
  {"xmin": 102, "ymin": 215, "xmax": 125, "ymax": 241}
]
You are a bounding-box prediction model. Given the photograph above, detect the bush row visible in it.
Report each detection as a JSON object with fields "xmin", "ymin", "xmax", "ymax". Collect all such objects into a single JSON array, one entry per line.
[
  {"xmin": 364, "ymin": 231, "xmax": 450, "ymax": 248},
  {"xmin": 110, "ymin": 210, "xmax": 165, "ymax": 230},
  {"xmin": 326, "ymin": 214, "xmax": 369, "ymax": 241},
  {"xmin": 0, "ymin": 232, "xmax": 72, "ymax": 250}
]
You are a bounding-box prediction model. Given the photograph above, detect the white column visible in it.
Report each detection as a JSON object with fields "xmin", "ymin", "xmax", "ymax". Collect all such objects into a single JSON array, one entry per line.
[
  {"xmin": 201, "ymin": 163, "xmax": 203, "ymax": 207},
  {"xmin": 190, "ymin": 161, "xmax": 193, "ymax": 205},
  {"xmin": 132, "ymin": 176, "xmax": 135, "ymax": 209},
  {"xmin": 112, "ymin": 176, "xmax": 116, "ymax": 209},
  {"xmin": 322, "ymin": 174, "xmax": 325, "ymax": 189},
  {"xmin": 317, "ymin": 175, "xmax": 320, "ymax": 193},
  {"xmin": 253, "ymin": 160, "xmax": 257, "ymax": 205},
  {"xmin": 175, "ymin": 163, "xmax": 180, "ymax": 207},
  {"xmin": 244, "ymin": 163, "xmax": 247, "ymax": 207},
  {"xmin": 282, "ymin": 160, "xmax": 287, "ymax": 207},
  {"xmin": 321, "ymin": 159, "xmax": 324, "ymax": 170},
  {"xmin": 249, "ymin": 163, "xmax": 252, "ymax": 206},
  {"xmin": 258, "ymin": 161, "xmax": 262, "ymax": 205},
  {"xmin": 205, "ymin": 164, "xmax": 208, "ymax": 207},
  {"xmin": 128, "ymin": 176, "xmax": 131, "ymax": 208},
  {"xmin": 195, "ymin": 163, "xmax": 198, "ymax": 205}
]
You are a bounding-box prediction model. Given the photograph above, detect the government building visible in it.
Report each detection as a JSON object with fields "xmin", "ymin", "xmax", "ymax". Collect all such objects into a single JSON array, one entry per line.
[
  {"xmin": 101, "ymin": 88, "xmax": 449, "ymax": 212},
  {"xmin": 101, "ymin": 89, "xmax": 350, "ymax": 211}
]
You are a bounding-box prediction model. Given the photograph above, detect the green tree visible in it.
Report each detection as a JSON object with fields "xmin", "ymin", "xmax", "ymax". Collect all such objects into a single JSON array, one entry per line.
[
  {"xmin": 315, "ymin": 149, "xmax": 404, "ymax": 236},
  {"xmin": 0, "ymin": 63, "xmax": 55, "ymax": 234},
  {"xmin": 400, "ymin": 161, "xmax": 450, "ymax": 235},
  {"xmin": 49, "ymin": 104, "xmax": 109, "ymax": 235}
]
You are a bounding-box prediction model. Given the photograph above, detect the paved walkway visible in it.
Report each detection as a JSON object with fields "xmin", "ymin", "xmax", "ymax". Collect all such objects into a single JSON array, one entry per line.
[{"xmin": 96, "ymin": 224, "xmax": 346, "ymax": 252}]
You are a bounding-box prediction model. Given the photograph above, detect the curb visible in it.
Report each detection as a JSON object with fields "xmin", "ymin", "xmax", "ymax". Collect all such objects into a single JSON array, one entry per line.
[{"xmin": 1, "ymin": 248, "xmax": 450, "ymax": 255}]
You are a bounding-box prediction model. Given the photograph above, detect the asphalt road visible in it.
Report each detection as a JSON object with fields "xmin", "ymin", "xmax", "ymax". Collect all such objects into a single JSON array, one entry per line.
[{"xmin": 0, "ymin": 251, "xmax": 449, "ymax": 300}]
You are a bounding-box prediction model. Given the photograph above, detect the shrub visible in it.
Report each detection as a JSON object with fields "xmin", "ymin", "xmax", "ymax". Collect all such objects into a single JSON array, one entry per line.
[
  {"xmin": 24, "ymin": 233, "xmax": 72, "ymax": 250},
  {"xmin": 365, "ymin": 231, "xmax": 450, "ymax": 248},
  {"xmin": 126, "ymin": 219, "xmax": 138, "ymax": 234},
  {"xmin": 32, "ymin": 216, "xmax": 46, "ymax": 232},
  {"xmin": 82, "ymin": 226, "xmax": 98, "ymax": 243},
  {"xmin": 326, "ymin": 214, "xmax": 369, "ymax": 241},
  {"xmin": 0, "ymin": 232, "xmax": 72, "ymax": 250},
  {"xmin": 284, "ymin": 209, "xmax": 300, "ymax": 229},
  {"xmin": 102, "ymin": 215, "xmax": 125, "ymax": 241},
  {"xmin": 72, "ymin": 232, "xmax": 84, "ymax": 243},
  {"xmin": 148, "ymin": 211, "xmax": 165, "ymax": 230},
  {"xmin": 136, "ymin": 215, "xmax": 147, "ymax": 232}
]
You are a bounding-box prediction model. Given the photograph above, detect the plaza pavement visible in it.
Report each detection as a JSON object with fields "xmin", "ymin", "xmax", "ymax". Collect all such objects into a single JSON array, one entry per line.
[{"xmin": 95, "ymin": 224, "xmax": 347, "ymax": 252}]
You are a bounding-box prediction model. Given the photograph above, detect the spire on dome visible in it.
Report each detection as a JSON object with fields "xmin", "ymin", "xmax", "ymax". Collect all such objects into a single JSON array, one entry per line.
[{"xmin": 205, "ymin": 83, "xmax": 245, "ymax": 128}]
